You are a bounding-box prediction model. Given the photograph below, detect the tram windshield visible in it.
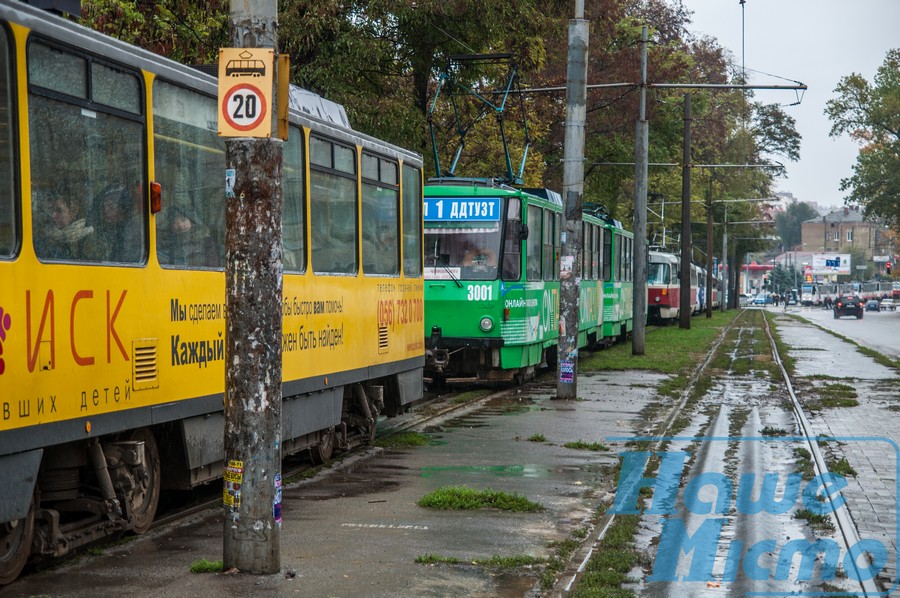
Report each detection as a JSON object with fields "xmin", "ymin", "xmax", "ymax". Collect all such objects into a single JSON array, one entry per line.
[
  {"xmin": 648, "ymin": 262, "xmax": 672, "ymax": 285},
  {"xmin": 424, "ymin": 224, "xmax": 501, "ymax": 281}
]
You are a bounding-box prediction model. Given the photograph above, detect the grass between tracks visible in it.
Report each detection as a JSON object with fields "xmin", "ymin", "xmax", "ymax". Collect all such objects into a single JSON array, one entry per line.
[{"xmin": 579, "ymin": 310, "xmax": 740, "ymax": 375}]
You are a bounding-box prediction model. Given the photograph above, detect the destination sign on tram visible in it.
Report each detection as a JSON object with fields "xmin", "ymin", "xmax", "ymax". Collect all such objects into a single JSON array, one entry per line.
[{"xmin": 424, "ymin": 197, "xmax": 501, "ymax": 222}]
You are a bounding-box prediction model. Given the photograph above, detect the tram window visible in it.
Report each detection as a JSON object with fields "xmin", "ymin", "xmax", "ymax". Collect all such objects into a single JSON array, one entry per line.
[
  {"xmin": 283, "ymin": 126, "xmax": 305, "ymax": 272},
  {"xmin": 0, "ymin": 27, "xmax": 16, "ymax": 259},
  {"xmin": 401, "ymin": 164, "xmax": 422, "ymax": 277},
  {"xmin": 614, "ymin": 234, "xmax": 623, "ymax": 281},
  {"xmin": 602, "ymin": 228, "xmax": 611, "ymax": 281},
  {"xmin": 29, "ymin": 43, "xmax": 145, "ymax": 264},
  {"xmin": 310, "ymin": 136, "xmax": 357, "ymax": 274},
  {"xmin": 526, "ymin": 205, "xmax": 541, "ymax": 281},
  {"xmin": 542, "ymin": 209, "xmax": 554, "ymax": 281},
  {"xmin": 501, "ymin": 198, "xmax": 521, "ymax": 280},
  {"xmin": 153, "ymin": 80, "xmax": 224, "ymax": 269},
  {"xmin": 592, "ymin": 227, "xmax": 601, "ymax": 279},
  {"xmin": 92, "ymin": 62, "xmax": 140, "ymax": 114},
  {"xmin": 362, "ymin": 153, "xmax": 399, "ymax": 276},
  {"xmin": 28, "ymin": 42, "xmax": 86, "ymax": 98},
  {"xmin": 581, "ymin": 223, "xmax": 591, "ymax": 280}
]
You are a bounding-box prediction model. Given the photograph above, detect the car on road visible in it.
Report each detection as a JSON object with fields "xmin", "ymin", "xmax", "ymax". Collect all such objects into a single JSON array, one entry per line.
[
  {"xmin": 880, "ymin": 298, "xmax": 896, "ymax": 311},
  {"xmin": 752, "ymin": 293, "xmax": 769, "ymax": 305},
  {"xmin": 834, "ymin": 295, "xmax": 865, "ymax": 319},
  {"xmin": 739, "ymin": 293, "xmax": 751, "ymax": 307},
  {"xmin": 866, "ymin": 299, "xmax": 880, "ymax": 312}
]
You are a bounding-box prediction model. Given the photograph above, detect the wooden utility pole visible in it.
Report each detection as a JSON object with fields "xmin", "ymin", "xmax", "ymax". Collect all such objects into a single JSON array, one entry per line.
[
  {"xmin": 678, "ymin": 94, "xmax": 692, "ymax": 329},
  {"xmin": 222, "ymin": 0, "xmax": 284, "ymax": 573},
  {"xmin": 557, "ymin": 0, "xmax": 589, "ymax": 399}
]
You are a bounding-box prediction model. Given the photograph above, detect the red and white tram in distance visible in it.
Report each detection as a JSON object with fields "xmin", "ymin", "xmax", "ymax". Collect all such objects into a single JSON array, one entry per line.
[{"xmin": 647, "ymin": 250, "xmax": 699, "ymax": 324}]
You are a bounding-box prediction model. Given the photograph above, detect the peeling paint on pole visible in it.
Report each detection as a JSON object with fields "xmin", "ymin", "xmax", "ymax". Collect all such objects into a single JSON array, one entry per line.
[
  {"xmin": 557, "ymin": 12, "xmax": 588, "ymax": 400},
  {"xmin": 222, "ymin": 0, "xmax": 283, "ymax": 574}
]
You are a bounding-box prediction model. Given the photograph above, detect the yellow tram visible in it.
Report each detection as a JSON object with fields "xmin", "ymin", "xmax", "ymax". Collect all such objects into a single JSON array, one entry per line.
[{"xmin": 0, "ymin": 2, "xmax": 423, "ymax": 583}]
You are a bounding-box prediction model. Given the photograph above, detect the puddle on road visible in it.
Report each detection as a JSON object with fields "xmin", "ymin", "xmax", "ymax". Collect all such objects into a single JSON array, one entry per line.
[{"xmin": 420, "ymin": 462, "xmax": 612, "ymax": 480}]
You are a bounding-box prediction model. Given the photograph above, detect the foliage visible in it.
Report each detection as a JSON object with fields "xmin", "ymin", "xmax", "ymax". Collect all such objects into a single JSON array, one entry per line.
[
  {"xmin": 775, "ymin": 201, "xmax": 818, "ymax": 250},
  {"xmin": 77, "ymin": 0, "xmax": 801, "ymax": 236},
  {"xmin": 80, "ymin": 0, "xmax": 228, "ymax": 65},
  {"xmin": 826, "ymin": 48, "xmax": 900, "ymax": 228}
]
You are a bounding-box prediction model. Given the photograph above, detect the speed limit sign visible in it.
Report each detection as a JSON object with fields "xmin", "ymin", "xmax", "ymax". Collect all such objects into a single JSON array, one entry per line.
[
  {"xmin": 218, "ymin": 48, "xmax": 274, "ymax": 137},
  {"xmin": 222, "ymin": 84, "xmax": 268, "ymax": 132}
]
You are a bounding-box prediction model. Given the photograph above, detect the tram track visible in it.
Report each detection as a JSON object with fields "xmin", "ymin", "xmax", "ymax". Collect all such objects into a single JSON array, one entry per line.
[
  {"xmin": 561, "ymin": 309, "xmax": 882, "ymax": 596},
  {"xmin": 761, "ymin": 311, "xmax": 881, "ymax": 596}
]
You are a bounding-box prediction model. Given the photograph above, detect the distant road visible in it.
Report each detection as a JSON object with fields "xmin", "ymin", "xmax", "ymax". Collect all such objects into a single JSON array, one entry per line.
[{"xmin": 777, "ymin": 304, "xmax": 900, "ymax": 361}]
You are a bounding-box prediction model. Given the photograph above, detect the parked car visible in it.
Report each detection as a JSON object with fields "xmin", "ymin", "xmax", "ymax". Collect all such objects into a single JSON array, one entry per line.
[
  {"xmin": 880, "ymin": 298, "xmax": 896, "ymax": 311},
  {"xmin": 739, "ymin": 293, "xmax": 751, "ymax": 307},
  {"xmin": 752, "ymin": 293, "xmax": 768, "ymax": 306},
  {"xmin": 834, "ymin": 295, "xmax": 864, "ymax": 319},
  {"xmin": 865, "ymin": 299, "xmax": 880, "ymax": 312}
]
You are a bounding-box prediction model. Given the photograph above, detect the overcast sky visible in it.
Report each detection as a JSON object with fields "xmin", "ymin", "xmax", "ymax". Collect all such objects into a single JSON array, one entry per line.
[{"xmin": 681, "ymin": 0, "xmax": 899, "ymax": 211}]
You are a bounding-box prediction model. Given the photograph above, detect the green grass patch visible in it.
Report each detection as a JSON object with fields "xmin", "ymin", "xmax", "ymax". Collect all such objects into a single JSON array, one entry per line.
[
  {"xmin": 375, "ymin": 431, "xmax": 430, "ymax": 448},
  {"xmin": 816, "ymin": 383, "xmax": 859, "ymax": 408},
  {"xmin": 760, "ymin": 426, "xmax": 788, "ymax": 436},
  {"xmin": 793, "ymin": 447, "xmax": 815, "ymax": 479},
  {"xmin": 418, "ymin": 485, "xmax": 543, "ymax": 512},
  {"xmin": 527, "ymin": 433, "xmax": 547, "ymax": 442},
  {"xmin": 568, "ymin": 514, "xmax": 641, "ymax": 597},
  {"xmin": 190, "ymin": 559, "xmax": 224, "ymax": 573},
  {"xmin": 579, "ymin": 311, "xmax": 739, "ymax": 374},
  {"xmin": 563, "ymin": 440, "xmax": 609, "ymax": 451},
  {"xmin": 794, "ymin": 509, "xmax": 835, "ymax": 531},
  {"xmin": 828, "ymin": 457, "xmax": 857, "ymax": 478},
  {"xmin": 451, "ymin": 389, "xmax": 492, "ymax": 404}
]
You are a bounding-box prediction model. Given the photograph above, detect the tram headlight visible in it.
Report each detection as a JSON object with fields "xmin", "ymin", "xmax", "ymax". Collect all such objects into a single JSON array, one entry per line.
[{"xmin": 479, "ymin": 316, "xmax": 494, "ymax": 332}]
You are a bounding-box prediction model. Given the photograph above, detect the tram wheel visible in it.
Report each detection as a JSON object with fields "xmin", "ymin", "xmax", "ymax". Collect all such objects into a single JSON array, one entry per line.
[
  {"xmin": 310, "ymin": 427, "xmax": 335, "ymax": 465},
  {"xmin": 129, "ymin": 428, "xmax": 161, "ymax": 534},
  {"xmin": 0, "ymin": 495, "xmax": 34, "ymax": 585}
]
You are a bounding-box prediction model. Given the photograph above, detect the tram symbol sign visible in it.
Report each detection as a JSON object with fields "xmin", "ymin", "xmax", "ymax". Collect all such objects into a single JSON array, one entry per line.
[{"xmin": 218, "ymin": 48, "xmax": 274, "ymax": 138}]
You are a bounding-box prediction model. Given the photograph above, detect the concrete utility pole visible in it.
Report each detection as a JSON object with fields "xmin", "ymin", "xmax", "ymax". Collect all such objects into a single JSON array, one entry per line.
[
  {"xmin": 631, "ymin": 26, "xmax": 649, "ymax": 355},
  {"xmin": 557, "ymin": 0, "xmax": 588, "ymax": 399},
  {"xmin": 222, "ymin": 0, "xmax": 284, "ymax": 573},
  {"xmin": 679, "ymin": 94, "xmax": 691, "ymax": 329},
  {"xmin": 706, "ymin": 179, "xmax": 714, "ymax": 318}
]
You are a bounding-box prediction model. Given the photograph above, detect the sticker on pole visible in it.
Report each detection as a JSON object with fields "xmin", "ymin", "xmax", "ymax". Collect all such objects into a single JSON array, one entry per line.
[{"xmin": 218, "ymin": 48, "xmax": 274, "ymax": 138}]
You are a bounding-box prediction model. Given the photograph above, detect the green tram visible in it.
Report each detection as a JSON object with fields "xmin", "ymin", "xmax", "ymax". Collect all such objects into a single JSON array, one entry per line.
[{"xmin": 423, "ymin": 178, "xmax": 634, "ymax": 384}]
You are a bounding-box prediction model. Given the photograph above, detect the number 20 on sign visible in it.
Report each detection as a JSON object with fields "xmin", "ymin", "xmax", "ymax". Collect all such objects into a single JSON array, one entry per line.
[{"xmin": 218, "ymin": 48, "xmax": 274, "ymax": 138}]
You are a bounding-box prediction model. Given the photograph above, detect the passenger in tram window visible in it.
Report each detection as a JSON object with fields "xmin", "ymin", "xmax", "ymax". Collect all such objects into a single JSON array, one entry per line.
[
  {"xmin": 92, "ymin": 183, "xmax": 143, "ymax": 263},
  {"xmin": 158, "ymin": 205, "xmax": 217, "ymax": 267},
  {"xmin": 42, "ymin": 189, "xmax": 98, "ymax": 261}
]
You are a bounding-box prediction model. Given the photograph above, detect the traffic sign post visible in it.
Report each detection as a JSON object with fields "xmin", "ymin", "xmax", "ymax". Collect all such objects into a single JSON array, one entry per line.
[
  {"xmin": 218, "ymin": 48, "xmax": 274, "ymax": 138},
  {"xmin": 220, "ymin": 3, "xmax": 283, "ymax": 575}
]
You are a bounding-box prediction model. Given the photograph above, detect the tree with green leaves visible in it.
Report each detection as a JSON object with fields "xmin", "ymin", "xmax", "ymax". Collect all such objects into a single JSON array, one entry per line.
[
  {"xmin": 826, "ymin": 48, "xmax": 900, "ymax": 228},
  {"xmin": 775, "ymin": 201, "xmax": 818, "ymax": 251}
]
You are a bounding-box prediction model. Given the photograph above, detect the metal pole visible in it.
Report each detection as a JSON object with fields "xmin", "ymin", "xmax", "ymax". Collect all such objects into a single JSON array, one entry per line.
[
  {"xmin": 679, "ymin": 94, "xmax": 691, "ymax": 329},
  {"xmin": 557, "ymin": 0, "xmax": 588, "ymax": 399},
  {"xmin": 631, "ymin": 26, "xmax": 649, "ymax": 356},
  {"xmin": 721, "ymin": 206, "xmax": 728, "ymax": 312},
  {"xmin": 223, "ymin": 0, "xmax": 283, "ymax": 573}
]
